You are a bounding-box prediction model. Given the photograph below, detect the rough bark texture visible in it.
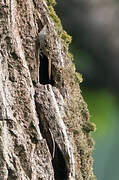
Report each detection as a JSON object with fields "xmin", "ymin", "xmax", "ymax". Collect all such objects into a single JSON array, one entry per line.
[{"xmin": 0, "ymin": 0, "xmax": 96, "ymax": 179}]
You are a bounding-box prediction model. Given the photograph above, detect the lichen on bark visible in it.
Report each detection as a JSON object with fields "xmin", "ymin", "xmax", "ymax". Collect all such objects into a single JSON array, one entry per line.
[{"xmin": 0, "ymin": 0, "xmax": 96, "ymax": 179}]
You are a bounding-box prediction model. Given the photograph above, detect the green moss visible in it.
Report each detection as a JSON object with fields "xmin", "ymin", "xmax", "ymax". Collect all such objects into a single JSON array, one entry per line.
[
  {"xmin": 61, "ymin": 30, "xmax": 72, "ymax": 47},
  {"xmin": 68, "ymin": 52, "xmax": 74, "ymax": 61},
  {"xmin": 48, "ymin": 5, "xmax": 72, "ymax": 50},
  {"xmin": 48, "ymin": 6, "xmax": 63, "ymax": 35},
  {"xmin": 88, "ymin": 137, "xmax": 95, "ymax": 148},
  {"xmin": 72, "ymin": 63, "xmax": 76, "ymax": 72},
  {"xmin": 83, "ymin": 121, "xmax": 96, "ymax": 133},
  {"xmin": 90, "ymin": 175, "xmax": 97, "ymax": 180},
  {"xmin": 46, "ymin": 0, "xmax": 56, "ymax": 6},
  {"xmin": 75, "ymin": 72, "xmax": 83, "ymax": 83}
]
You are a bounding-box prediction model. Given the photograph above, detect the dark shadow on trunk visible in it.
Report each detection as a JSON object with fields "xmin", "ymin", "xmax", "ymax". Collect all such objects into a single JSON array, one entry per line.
[
  {"xmin": 39, "ymin": 54, "xmax": 54, "ymax": 85},
  {"xmin": 52, "ymin": 142, "xmax": 68, "ymax": 180}
]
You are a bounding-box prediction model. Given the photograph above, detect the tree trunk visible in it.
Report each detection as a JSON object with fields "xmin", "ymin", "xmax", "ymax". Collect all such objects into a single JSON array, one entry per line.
[{"xmin": 0, "ymin": 0, "xmax": 96, "ymax": 179}]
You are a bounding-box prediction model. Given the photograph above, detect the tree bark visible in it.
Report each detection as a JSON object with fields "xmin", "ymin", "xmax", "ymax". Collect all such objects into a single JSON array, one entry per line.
[{"xmin": 0, "ymin": 0, "xmax": 96, "ymax": 179}]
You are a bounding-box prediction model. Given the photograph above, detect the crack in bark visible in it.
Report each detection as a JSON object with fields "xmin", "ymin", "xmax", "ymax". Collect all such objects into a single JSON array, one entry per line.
[
  {"xmin": 35, "ymin": 84, "xmax": 74, "ymax": 179},
  {"xmin": 35, "ymin": 95, "xmax": 68, "ymax": 180}
]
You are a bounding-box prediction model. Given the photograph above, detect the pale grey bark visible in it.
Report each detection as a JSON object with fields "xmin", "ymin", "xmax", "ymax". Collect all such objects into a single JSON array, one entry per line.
[{"xmin": 0, "ymin": 0, "xmax": 96, "ymax": 179}]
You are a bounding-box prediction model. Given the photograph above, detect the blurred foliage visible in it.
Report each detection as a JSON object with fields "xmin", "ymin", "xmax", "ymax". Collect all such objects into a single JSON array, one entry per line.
[
  {"xmin": 82, "ymin": 89, "xmax": 118, "ymax": 139},
  {"xmin": 82, "ymin": 79, "xmax": 119, "ymax": 180},
  {"xmin": 71, "ymin": 44, "xmax": 119, "ymax": 180},
  {"xmin": 70, "ymin": 45, "xmax": 94, "ymax": 74}
]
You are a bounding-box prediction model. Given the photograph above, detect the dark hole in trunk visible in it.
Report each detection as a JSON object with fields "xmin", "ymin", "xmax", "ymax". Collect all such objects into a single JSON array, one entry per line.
[
  {"xmin": 39, "ymin": 54, "xmax": 54, "ymax": 85},
  {"xmin": 52, "ymin": 142, "xmax": 68, "ymax": 180}
]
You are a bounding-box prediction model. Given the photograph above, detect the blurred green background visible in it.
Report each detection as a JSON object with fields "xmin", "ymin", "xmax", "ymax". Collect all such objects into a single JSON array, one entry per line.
[{"xmin": 55, "ymin": 0, "xmax": 119, "ymax": 179}]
